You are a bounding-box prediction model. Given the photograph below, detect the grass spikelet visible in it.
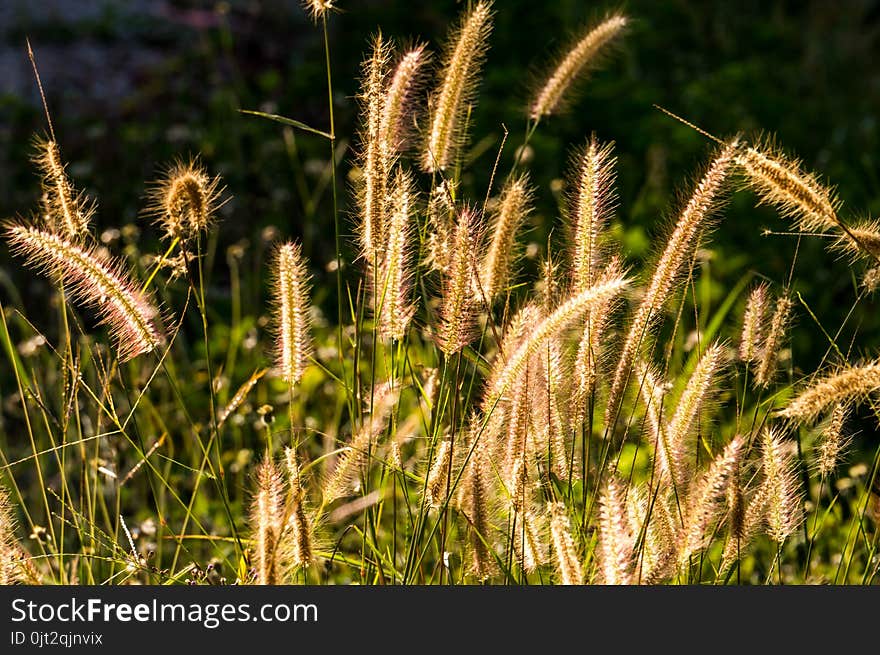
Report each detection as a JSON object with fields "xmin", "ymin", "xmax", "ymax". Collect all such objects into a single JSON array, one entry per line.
[
  {"xmin": 753, "ymin": 293, "xmax": 793, "ymax": 388},
  {"xmin": 679, "ymin": 436, "xmax": 743, "ymax": 565},
  {"xmin": 425, "ymin": 439, "xmax": 452, "ymax": 509},
  {"xmin": 272, "ymin": 241, "xmax": 313, "ymax": 385},
  {"xmin": 284, "ymin": 448, "xmax": 313, "ymax": 568},
  {"xmin": 489, "ymin": 274, "xmax": 630, "ymax": 401},
  {"xmin": 479, "ymin": 174, "xmax": 533, "ymax": 302},
  {"xmin": 737, "ymin": 140, "xmax": 841, "ymax": 233},
  {"xmin": 436, "ymin": 207, "xmax": 481, "ymax": 355},
  {"xmin": 218, "ymin": 368, "xmax": 266, "ymax": 428},
  {"xmin": 529, "ymin": 13, "xmax": 628, "ymax": 120},
  {"xmin": 831, "ymin": 219, "xmax": 880, "ymax": 262},
  {"xmin": 462, "ymin": 436, "xmax": 497, "ymax": 580},
  {"xmin": 568, "ymin": 136, "xmax": 617, "ymax": 295},
  {"xmin": 148, "ymin": 158, "xmax": 223, "ymax": 240},
  {"xmin": 636, "ymin": 362, "xmax": 671, "ymax": 479},
  {"xmin": 721, "ymin": 483, "xmax": 768, "ymax": 574},
  {"xmin": 665, "ymin": 342, "xmax": 725, "ymax": 489},
  {"xmin": 739, "ymin": 283, "xmax": 769, "ymax": 363},
  {"xmin": 425, "ymin": 181, "xmax": 457, "ymax": 273},
  {"xmin": 377, "ymin": 168, "xmax": 417, "ymax": 341},
  {"xmin": 379, "ymin": 45, "xmax": 430, "ymax": 164},
  {"xmin": 5, "ymin": 224, "xmax": 162, "ymax": 361},
  {"xmin": 1, "ymin": 485, "xmax": 38, "ymax": 585},
  {"xmin": 571, "ymin": 256, "xmax": 624, "ymax": 425},
  {"xmin": 598, "ymin": 475, "xmax": 634, "ymax": 585},
  {"xmin": 422, "ymin": 1, "xmax": 494, "ymax": 172},
  {"xmin": 302, "ymin": 0, "xmax": 333, "ymax": 22},
  {"xmin": 250, "ymin": 455, "xmax": 285, "ymax": 585},
  {"xmin": 533, "ymin": 338, "xmax": 572, "ymax": 479},
  {"xmin": 33, "ymin": 137, "xmax": 92, "ymax": 238},
  {"xmin": 549, "ymin": 502, "xmax": 582, "ymax": 585},
  {"xmin": 510, "ymin": 456, "xmax": 547, "ymax": 572},
  {"xmin": 356, "ymin": 34, "xmax": 393, "ymax": 269},
  {"xmin": 778, "ymin": 360, "xmax": 880, "ymax": 424},
  {"xmin": 606, "ymin": 140, "xmax": 738, "ymax": 422},
  {"xmin": 323, "ymin": 384, "xmax": 398, "ymax": 502},
  {"xmin": 816, "ymin": 403, "xmax": 851, "ymax": 477},
  {"xmin": 760, "ymin": 428, "xmax": 803, "ymax": 543}
]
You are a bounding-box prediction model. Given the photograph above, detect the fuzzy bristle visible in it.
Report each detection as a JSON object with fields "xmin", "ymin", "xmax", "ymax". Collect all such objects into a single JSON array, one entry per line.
[
  {"xmin": 816, "ymin": 403, "xmax": 851, "ymax": 477},
  {"xmin": 462, "ymin": 436, "xmax": 497, "ymax": 580},
  {"xmin": 422, "ymin": 1, "xmax": 494, "ymax": 172},
  {"xmin": 33, "ymin": 137, "xmax": 92, "ymax": 238},
  {"xmin": 284, "ymin": 448, "xmax": 314, "ymax": 568},
  {"xmin": 356, "ymin": 35, "xmax": 393, "ymax": 272},
  {"xmin": 665, "ymin": 342, "xmax": 724, "ymax": 490},
  {"xmin": 302, "ymin": 0, "xmax": 333, "ymax": 21},
  {"xmin": 0, "ymin": 485, "xmax": 38, "ymax": 585},
  {"xmin": 549, "ymin": 502, "xmax": 582, "ymax": 585},
  {"xmin": 489, "ymin": 274, "xmax": 630, "ymax": 403},
  {"xmin": 529, "ymin": 14, "xmax": 628, "ymax": 120},
  {"xmin": 737, "ymin": 141, "xmax": 841, "ymax": 234},
  {"xmin": 479, "ymin": 174, "xmax": 532, "ymax": 303},
  {"xmin": 5, "ymin": 224, "xmax": 162, "ymax": 361},
  {"xmin": 831, "ymin": 219, "xmax": 880, "ymax": 262},
  {"xmin": 379, "ymin": 45, "xmax": 430, "ymax": 164},
  {"xmin": 760, "ymin": 428, "xmax": 803, "ymax": 544},
  {"xmin": 598, "ymin": 476, "xmax": 634, "ymax": 585},
  {"xmin": 753, "ymin": 293, "xmax": 793, "ymax": 388},
  {"xmin": 779, "ymin": 360, "xmax": 880, "ymax": 424},
  {"xmin": 606, "ymin": 140, "xmax": 738, "ymax": 423},
  {"xmin": 250, "ymin": 455, "xmax": 285, "ymax": 585},
  {"xmin": 436, "ymin": 207, "xmax": 481, "ymax": 355},
  {"xmin": 571, "ymin": 256, "xmax": 624, "ymax": 426},
  {"xmin": 739, "ymin": 283, "xmax": 769, "ymax": 363},
  {"xmin": 323, "ymin": 384, "xmax": 398, "ymax": 502},
  {"xmin": 679, "ymin": 436, "xmax": 743, "ymax": 566},
  {"xmin": 148, "ymin": 158, "xmax": 223, "ymax": 240},
  {"xmin": 425, "ymin": 439, "xmax": 453, "ymax": 509},
  {"xmin": 272, "ymin": 241, "xmax": 313, "ymax": 385},
  {"xmin": 568, "ymin": 136, "xmax": 617, "ymax": 295},
  {"xmin": 376, "ymin": 168, "xmax": 417, "ymax": 341}
]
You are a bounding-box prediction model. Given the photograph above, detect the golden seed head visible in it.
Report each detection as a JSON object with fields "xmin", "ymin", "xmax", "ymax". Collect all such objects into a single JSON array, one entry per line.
[
  {"xmin": 779, "ymin": 360, "xmax": 880, "ymax": 424},
  {"xmin": 32, "ymin": 137, "xmax": 93, "ymax": 238},
  {"xmin": 5, "ymin": 224, "xmax": 163, "ymax": 361},
  {"xmin": 737, "ymin": 140, "xmax": 841, "ymax": 233},
  {"xmin": 549, "ymin": 502, "xmax": 582, "ymax": 585},
  {"xmin": 149, "ymin": 159, "xmax": 223, "ymax": 240},
  {"xmin": 530, "ymin": 13, "xmax": 629, "ymax": 120},
  {"xmin": 479, "ymin": 174, "xmax": 533, "ymax": 303},
  {"xmin": 606, "ymin": 139, "xmax": 738, "ymax": 422},
  {"xmin": 422, "ymin": 1, "xmax": 494, "ymax": 172},
  {"xmin": 739, "ymin": 283, "xmax": 769, "ymax": 363},
  {"xmin": 272, "ymin": 241, "xmax": 313, "ymax": 385}
]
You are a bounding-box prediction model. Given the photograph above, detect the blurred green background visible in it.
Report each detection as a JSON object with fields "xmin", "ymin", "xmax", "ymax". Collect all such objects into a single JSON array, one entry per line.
[{"xmin": 1, "ymin": 0, "xmax": 879, "ymax": 372}]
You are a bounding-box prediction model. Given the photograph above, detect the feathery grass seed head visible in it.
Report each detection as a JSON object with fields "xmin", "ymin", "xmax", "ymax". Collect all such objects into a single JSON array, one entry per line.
[
  {"xmin": 530, "ymin": 13, "xmax": 628, "ymax": 120},
  {"xmin": 422, "ymin": 1, "xmax": 494, "ymax": 172},
  {"xmin": 779, "ymin": 360, "xmax": 880, "ymax": 424},
  {"xmin": 606, "ymin": 140, "xmax": 738, "ymax": 421},
  {"xmin": 739, "ymin": 283, "xmax": 769, "ymax": 363},
  {"xmin": 6, "ymin": 224, "xmax": 162, "ymax": 361},
  {"xmin": 33, "ymin": 137, "xmax": 92, "ymax": 238},
  {"xmin": 148, "ymin": 159, "xmax": 223, "ymax": 240},
  {"xmin": 479, "ymin": 174, "xmax": 533, "ymax": 302},
  {"xmin": 272, "ymin": 241, "xmax": 313, "ymax": 385}
]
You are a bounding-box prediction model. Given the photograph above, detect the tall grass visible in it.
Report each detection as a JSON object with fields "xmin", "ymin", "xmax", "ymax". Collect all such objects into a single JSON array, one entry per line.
[{"xmin": 2, "ymin": 2, "xmax": 879, "ymax": 586}]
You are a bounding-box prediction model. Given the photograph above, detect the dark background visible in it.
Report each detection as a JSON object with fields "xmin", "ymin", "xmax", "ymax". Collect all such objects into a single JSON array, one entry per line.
[{"xmin": 1, "ymin": 0, "xmax": 879, "ymax": 371}]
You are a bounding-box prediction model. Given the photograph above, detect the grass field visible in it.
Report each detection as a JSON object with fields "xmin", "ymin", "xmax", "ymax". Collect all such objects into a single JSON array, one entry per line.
[{"xmin": 1, "ymin": 1, "xmax": 879, "ymax": 586}]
